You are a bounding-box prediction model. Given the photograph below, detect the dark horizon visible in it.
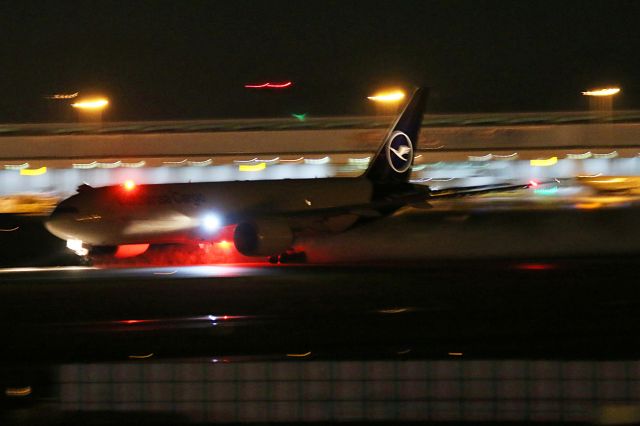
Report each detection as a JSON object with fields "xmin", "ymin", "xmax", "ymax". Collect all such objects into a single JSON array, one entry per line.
[{"xmin": 1, "ymin": 0, "xmax": 639, "ymax": 122}]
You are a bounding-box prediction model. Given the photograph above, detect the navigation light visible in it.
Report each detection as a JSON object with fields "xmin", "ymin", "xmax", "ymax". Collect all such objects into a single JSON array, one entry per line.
[{"xmin": 67, "ymin": 239, "xmax": 88, "ymax": 256}]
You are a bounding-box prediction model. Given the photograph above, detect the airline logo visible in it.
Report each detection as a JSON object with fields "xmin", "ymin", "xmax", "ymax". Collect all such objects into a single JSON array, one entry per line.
[{"xmin": 386, "ymin": 131, "xmax": 413, "ymax": 173}]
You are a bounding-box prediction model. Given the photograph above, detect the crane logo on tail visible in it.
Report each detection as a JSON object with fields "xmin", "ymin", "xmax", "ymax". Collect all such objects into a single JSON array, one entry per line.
[{"xmin": 386, "ymin": 131, "xmax": 413, "ymax": 173}]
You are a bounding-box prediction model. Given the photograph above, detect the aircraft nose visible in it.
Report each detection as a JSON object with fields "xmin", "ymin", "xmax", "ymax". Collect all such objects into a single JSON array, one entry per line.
[{"xmin": 45, "ymin": 203, "xmax": 80, "ymax": 240}]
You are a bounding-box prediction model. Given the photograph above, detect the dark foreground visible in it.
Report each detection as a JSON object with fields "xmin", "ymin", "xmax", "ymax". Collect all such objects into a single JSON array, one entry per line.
[
  {"xmin": 0, "ymin": 257, "xmax": 638, "ymax": 363},
  {"xmin": 2, "ymin": 258, "xmax": 640, "ymax": 424}
]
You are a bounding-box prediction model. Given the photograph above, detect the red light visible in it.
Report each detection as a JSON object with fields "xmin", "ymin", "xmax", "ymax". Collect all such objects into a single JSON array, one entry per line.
[
  {"xmin": 115, "ymin": 243, "xmax": 150, "ymax": 258},
  {"xmin": 244, "ymin": 81, "xmax": 293, "ymax": 89},
  {"xmin": 516, "ymin": 263, "xmax": 554, "ymax": 270},
  {"xmin": 528, "ymin": 179, "xmax": 539, "ymax": 188},
  {"xmin": 123, "ymin": 180, "xmax": 136, "ymax": 191}
]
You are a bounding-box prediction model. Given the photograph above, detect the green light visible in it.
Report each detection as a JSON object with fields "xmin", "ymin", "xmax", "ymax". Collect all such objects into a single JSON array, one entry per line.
[
  {"xmin": 292, "ymin": 113, "xmax": 307, "ymax": 121},
  {"xmin": 534, "ymin": 185, "xmax": 558, "ymax": 196}
]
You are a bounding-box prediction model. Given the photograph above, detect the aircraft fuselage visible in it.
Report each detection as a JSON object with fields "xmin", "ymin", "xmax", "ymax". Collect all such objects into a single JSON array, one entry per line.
[{"xmin": 46, "ymin": 177, "xmax": 373, "ymax": 246}]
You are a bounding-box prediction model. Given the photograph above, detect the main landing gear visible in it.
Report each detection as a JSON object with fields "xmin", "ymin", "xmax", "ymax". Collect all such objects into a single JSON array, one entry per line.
[{"xmin": 268, "ymin": 250, "xmax": 307, "ymax": 264}]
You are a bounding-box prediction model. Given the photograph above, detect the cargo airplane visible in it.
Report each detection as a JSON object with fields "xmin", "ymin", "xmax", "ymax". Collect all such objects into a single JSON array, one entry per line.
[{"xmin": 46, "ymin": 88, "xmax": 533, "ymax": 263}]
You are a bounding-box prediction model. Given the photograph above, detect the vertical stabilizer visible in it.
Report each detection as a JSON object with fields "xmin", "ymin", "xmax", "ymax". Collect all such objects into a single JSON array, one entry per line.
[{"xmin": 364, "ymin": 87, "xmax": 428, "ymax": 187}]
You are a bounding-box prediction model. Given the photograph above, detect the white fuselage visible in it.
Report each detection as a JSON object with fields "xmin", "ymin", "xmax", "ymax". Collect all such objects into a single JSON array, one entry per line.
[{"xmin": 46, "ymin": 177, "xmax": 374, "ymax": 246}]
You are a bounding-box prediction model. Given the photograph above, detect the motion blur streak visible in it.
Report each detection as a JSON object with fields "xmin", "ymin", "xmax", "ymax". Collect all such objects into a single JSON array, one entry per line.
[
  {"xmin": 71, "ymin": 98, "xmax": 109, "ymax": 109},
  {"xmin": 122, "ymin": 213, "xmax": 194, "ymax": 236},
  {"xmin": 5, "ymin": 386, "xmax": 32, "ymax": 397},
  {"xmin": 582, "ymin": 88, "xmax": 621, "ymax": 96},
  {"xmin": 367, "ymin": 90, "xmax": 406, "ymax": 102},
  {"xmin": 530, "ymin": 157, "xmax": 558, "ymax": 166},
  {"xmin": 575, "ymin": 202, "xmax": 603, "ymax": 209},
  {"xmin": 244, "ymin": 81, "xmax": 292, "ymax": 88},
  {"xmin": 128, "ymin": 353, "xmax": 154, "ymax": 359},
  {"xmin": 567, "ymin": 152, "xmax": 592, "ymax": 159},
  {"xmin": 44, "ymin": 92, "xmax": 79, "ymax": 99},
  {"xmin": 4, "ymin": 163, "xmax": 29, "ymax": 170},
  {"xmin": 591, "ymin": 178, "xmax": 628, "ymax": 184},
  {"xmin": 239, "ymin": 162, "xmax": 266, "ymax": 172},
  {"xmin": 0, "ymin": 266, "xmax": 97, "ymax": 273},
  {"xmin": 304, "ymin": 156, "xmax": 330, "ymax": 164},
  {"xmin": 516, "ymin": 263, "xmax": 555, "ymax": 270},
  {"xmin": 20, "ymin": 167, "xmax": 47, "ymax": 176},
  {"xmin": 287, "ymin": 351, "xmax": 312, "ymax": 357}
]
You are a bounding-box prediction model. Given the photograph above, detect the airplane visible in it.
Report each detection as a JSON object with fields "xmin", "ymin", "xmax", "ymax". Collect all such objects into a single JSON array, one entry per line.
[{"xmin": 45, "ymin": 87, "xmax": 534, "ymax": 263}]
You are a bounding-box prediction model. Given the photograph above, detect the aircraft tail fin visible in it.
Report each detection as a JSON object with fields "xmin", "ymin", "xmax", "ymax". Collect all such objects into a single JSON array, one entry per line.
[{"xmin": 364, "ymin": 87, "xmax": 428, "ymax": 188}]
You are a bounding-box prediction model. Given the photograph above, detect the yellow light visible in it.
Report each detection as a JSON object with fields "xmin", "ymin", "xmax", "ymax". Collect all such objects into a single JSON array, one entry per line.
[
  {"xmin": 590, "ymin": 178, "xmax": 627, "ymax": 184},
  {"xmin": 5, "ymin": 386, "xmax": 32, "ymax": 397},
  {"xmin": 123, "ymin": 180, "xmax": 136, "ymax": 191},
  {"xmin": 71, "ymin": 98, "xmax": 109, "ymax": 110},
  {"xmin": 239, "ymin": 162, "xmax": 266, "ymax": 172},
  {"xmin": 128, "ymin": 353, "xmax": 154, "ymax": 359},
  {"xmin": 218, "ymin": 240, "xmax": 232, "ymax": 250},
  {"xmin": 575, "ymin": 202, "xmax": 602, "ymax": 210},
  {"xmin": 530, "ymin": 157, "xmax": 558, "ymax": 167},
  {"xmin": 367, "ymin": 90, "xmax": 406, "ymax": 103},
  {"xmin": 581, "ymin": 88, "xmax": 621, "ymax": 97},
  {"xmin": 286, "ymin": 351, "xmax": 312, "ymax": 358},
  {"xmin": 20, "ymin": 167, "xmax": 47, "ymax": 176}
]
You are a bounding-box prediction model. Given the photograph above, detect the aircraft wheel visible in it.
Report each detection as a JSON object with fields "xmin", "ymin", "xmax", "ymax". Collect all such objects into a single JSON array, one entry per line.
[{"xmin": 267, "ymin": 255, "xmax": 279, "ymax": 264}]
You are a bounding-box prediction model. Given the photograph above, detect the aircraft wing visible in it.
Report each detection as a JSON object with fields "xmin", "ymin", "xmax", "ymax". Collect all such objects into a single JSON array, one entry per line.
[
  {"xmin": 225, "ymin": 181, "xmax": 537, "ymax": 223},
  {"xmin": 428, "ymin": 182, "xmax": 533, "ymax": 198}
]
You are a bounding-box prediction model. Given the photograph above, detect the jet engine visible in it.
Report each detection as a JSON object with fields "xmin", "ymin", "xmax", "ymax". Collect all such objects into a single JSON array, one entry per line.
[{"xmin": 233, "ymin": 219, "xmax": 293, "ymax": 256}]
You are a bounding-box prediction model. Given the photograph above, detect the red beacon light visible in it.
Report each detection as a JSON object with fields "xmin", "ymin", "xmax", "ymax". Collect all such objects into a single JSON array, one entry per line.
[
  {"xmin": 528, "ymin": 179, "xmax": 540, "ymax": 188},
  {"xmin": 123, "ymin": 180, "xmax": 136, "ymax": 191}
]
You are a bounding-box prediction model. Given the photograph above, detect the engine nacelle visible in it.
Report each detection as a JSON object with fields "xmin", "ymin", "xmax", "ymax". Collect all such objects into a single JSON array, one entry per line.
[{"xmin": 233, "ymin": 220, "xmax": 293, "ymax": 256}]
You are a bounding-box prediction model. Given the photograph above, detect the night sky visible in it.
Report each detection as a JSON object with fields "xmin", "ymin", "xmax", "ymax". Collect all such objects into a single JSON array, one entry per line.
[{"xmin": 1, "ymin": 0, "xmax": 639, "ymax": 122}]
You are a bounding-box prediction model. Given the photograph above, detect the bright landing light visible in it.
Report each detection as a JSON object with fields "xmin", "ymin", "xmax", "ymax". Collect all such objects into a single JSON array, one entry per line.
[
  {"xmin": 67, "ymin": 239, "xmax": 88, "ymax": 256},
  {"xmin": 202, "ymin": 214, "xmax": 222, "ymax": 232},
  {"xmin": 367, "ymin": 90, "xmax": 406, "ymax": 103},
  {"xmin": 123, "ymin": 180, "xmax": 136, "ymax": 191},
  {"xmin": 581, "ymin": 87, "xmax": 621, "ymax": 97},
  {"xmin": 71, "ymin": 98, "xmax": 109, "ymax": 110}
]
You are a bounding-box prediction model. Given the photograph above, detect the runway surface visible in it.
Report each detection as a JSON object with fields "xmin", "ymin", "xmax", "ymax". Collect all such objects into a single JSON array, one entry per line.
[{"xmin": 1, "ymin": 256, "xmax": 640, "ymax": 363}]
